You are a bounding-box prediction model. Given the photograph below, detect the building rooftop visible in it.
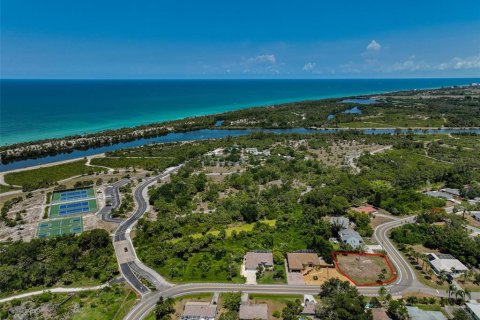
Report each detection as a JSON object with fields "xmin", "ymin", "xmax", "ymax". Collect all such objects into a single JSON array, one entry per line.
[
  {"xmin": 244, "ymin": 251, "xmax": 274, "ymax": 270},
  {"xmin": 466, "ymin": 301, "xmax": 480, "ymax": 319},
  {"xmin": 301, "ymin": 301, "xmax": 316, "ymax": 315},
  {"xmin": 406, "ymin": 306, "xmax": 446, "ymax": 320},
  {"xmin": 440, "ymin": 188, "xmax": 461, "ymax": 196},
  {"xmin": 287, "ymin": 252, "xmax": 320, "ymax": 270},
  {"xmin": 239, "ymin": 304, "xmax": 268, "ymax": 320},
  {"xmin": 351, "ymin": 206, "xmax": 378, "ymax": 214},
  {"xmin": 182, "ymin": 302, "xmax": 217, "ymax": 319},
  {"xmin": 338, "ymin": 228, "xmax": 363, "ymax": 242},
  {"xmin": 329, "ymin": 216, "xmax": 349, "ymax": 229},
  {"xmin": 428, "ymin": 253, "xmax": 468, "ymax": 273},
  {"xmin": 424, "ymin": 191, "xmax": 454, "ymax": 200}
]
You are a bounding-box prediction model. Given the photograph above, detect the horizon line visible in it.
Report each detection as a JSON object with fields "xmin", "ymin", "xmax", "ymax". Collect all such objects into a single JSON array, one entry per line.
[{"xmin": 1, "ymin": 76, "xmax": 480, "ymax": 81}]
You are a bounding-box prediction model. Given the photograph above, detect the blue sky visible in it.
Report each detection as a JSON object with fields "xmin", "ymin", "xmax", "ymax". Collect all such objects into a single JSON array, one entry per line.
[{"xmin": 1, "ymin": 0, "xmax": 479, "ymax": 78}]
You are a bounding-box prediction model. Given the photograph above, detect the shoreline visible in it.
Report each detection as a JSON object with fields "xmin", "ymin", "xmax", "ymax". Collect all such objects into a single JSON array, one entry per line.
[
  {"xmin": 1, "ymin": 83, "xmax": 479, "ymax": 173},
  {"xmin": 2, "ymin": 78, "xmax": 477, "ymax": 146},
  {"xmin": 1, "ymin": 127, "xmax": 479, "ymax": 175}
]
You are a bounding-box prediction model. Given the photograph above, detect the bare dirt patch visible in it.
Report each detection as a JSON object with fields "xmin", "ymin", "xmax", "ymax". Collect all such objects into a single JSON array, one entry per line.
[
  {"xmin": 334, "ymin": 253, "xmax": 395, "ymax": 286},
  {"xmin": 303, "ymin": 267, "xmax": 351, "ymax": 285}
]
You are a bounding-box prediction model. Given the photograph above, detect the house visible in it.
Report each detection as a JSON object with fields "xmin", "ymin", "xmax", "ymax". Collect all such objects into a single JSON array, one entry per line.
[
  {"xmin": 440, "ymin": 188, "xmax": 461, "ymax": 197},
  {"xmin": 351, "ymin": 205, "xmax": 378, "ymax": 215},
  {"xmin": 424, "ymin": 191, "xmax": 454, "ymax": 201},
  {"xmin": 468, "ymin": 197, "xmax": 480, "ymax": 205},
  {"xmin": 466, "ymin": 301, "xmax": 480, "ymax": 320},
  {"xmin": 244, "ymin": 251, "xmax": 274, "ymax": 271},
  {"xmin": 287, "ymin": 252, "xmax": 321, "ymax": 272},
  {"xmin": 244, "ymin": 148, "xmax": 259, "ymax": 155},
  {"xmin": 338, "ymin": 229, "xmax": 364, "ymax": 249},
  {"xmin": 181, "ymin": 302, "xmax": 217, "ymax": 320},
  {"xmin": 330, "ymin": 216, "xmax": 349, "ymax": 229},
  {"xmin": 239, "ymin": 304, "xmax": 268, "ymax": 320},
  {"xmin": 427, "ymin": 253, "xmax": 468, "ymax": 277},
  {"xmin": 301, "ymin": 301, "xmax": 316, "ymax": 316},
  {"xmin": 472, "ymin": 211, "xmax": 480, "ymax": 221},
  {"xmin": 406, "ymin": 306, "xmax": 446, "ymax": 320},
  {"xmin": 371, "ymin": 308, "xmax": 390, "ymax": 320}
]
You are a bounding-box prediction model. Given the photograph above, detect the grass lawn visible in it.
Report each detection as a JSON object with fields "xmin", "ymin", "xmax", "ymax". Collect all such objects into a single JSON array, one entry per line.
[
  {"xmin": 4, "ymin": 160, "xmax": 102, "ymax": 188},
  {"xmin": 257, "ymin": 268, "xmax": 287, "ymax": 284},
  {"xmin": 90, "ymin": 157, "xmax": 175, "ymax": 170},
  {"xmin": 0, "ymin": 184, "xmax": 20, "ymax": 194},
  {"xmin": 170, "ymin": 219, "xmax": 276, "ymax": 242},
  {"xmin": 248, "ymin": 294, "xmax": 303, "ymax": 317}
]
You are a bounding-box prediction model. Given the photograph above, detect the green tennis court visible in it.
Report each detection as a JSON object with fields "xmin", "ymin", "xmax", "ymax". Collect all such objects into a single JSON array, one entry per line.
[
  {"xmin": 37, "ymin": 217, "xmax": 84, "ymax": 238},
  {"xmin": 50, "ymin": 199, "xmax": 98, "ymax": 218},
  {"xmin": 52, "ymin": 188, "xmax": 95, "ymax": 203}
]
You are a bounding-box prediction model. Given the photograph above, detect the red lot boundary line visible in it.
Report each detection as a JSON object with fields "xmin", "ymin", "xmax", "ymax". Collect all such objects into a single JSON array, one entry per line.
[{"xmin": 332, "ymin": 251, "xmax": 397, "ymax": 287}]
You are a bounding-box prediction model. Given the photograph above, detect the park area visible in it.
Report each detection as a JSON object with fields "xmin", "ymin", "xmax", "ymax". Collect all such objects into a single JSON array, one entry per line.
[
  {"xmin": 333, "ymin": 252, "xmax": 396, "ymax": 286},
  {"xmin": 36, "ymin": 217, "xmax": 83, "ymax": 238}
]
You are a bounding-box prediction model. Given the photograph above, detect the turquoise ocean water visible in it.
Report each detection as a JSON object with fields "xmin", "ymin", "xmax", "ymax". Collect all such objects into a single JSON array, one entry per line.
[{"xmin": 1, "ymin": 78, "xmax": 478, "ymax": 146}]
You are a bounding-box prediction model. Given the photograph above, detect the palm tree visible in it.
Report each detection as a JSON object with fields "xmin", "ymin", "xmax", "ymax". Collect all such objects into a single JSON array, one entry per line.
[
  {"xmin": 464, "ymin": 288, "xmax": 472, "ymax": 302},
  {"xmin": 378, "ymin": 286, "xmax": 387, "ymax": 301},
  {"xmin": 438, "ymin": 270, "xmax": 447, "ymax": 285},
  {"xmin": 447, "ymin": 284, "xmax": 457, "ymax": 301},
  {"xmin": 455, "ymin": 289, "xmax": 465, "ymax": 303}
]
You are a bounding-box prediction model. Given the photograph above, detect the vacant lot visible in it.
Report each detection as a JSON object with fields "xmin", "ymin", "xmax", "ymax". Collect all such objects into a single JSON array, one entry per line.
[{"xmin": 335, "ymin": 253, "xmax": 395, "ymax": 286}]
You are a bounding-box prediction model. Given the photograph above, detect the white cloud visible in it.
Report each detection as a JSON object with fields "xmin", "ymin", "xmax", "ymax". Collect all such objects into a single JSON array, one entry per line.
[
  {"xmin": 366, "ymin": 40, "xmax": 381, "ymax": 52},
  {"xmin": 245, "ymin": 54, "xmax": 276, "ymax": 64},
  {"xmin": 302, "ymin": 62, "xmax": 316, "ymax": 72},
  {"xmin": 437, "ymin": 55, "xmax": 480, "ymax": 70}
]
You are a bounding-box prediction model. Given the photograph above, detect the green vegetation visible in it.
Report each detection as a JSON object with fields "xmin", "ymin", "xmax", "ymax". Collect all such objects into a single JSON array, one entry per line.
[
  {"xmin": 315, "ymin": 278, "xmax": 371, "ymax": 319},
  {"xmin": 0, "ymin": 285, "xmax": 137, "ymax": 320},
  {"xmin": 4, "ymin": 160, "xmax": 102, "ymax": 191},
  {"xmin": 0, "ymin": 184, "xmax": 19, "ymax": 194},
  {"xmin": 132, "ymin": 131, "xmax": 479, "ymax": 283},
  {"xmin": 391, "ymin": 211, "xmax": 480, "ymax": 267},
  {"xmin": 0, "ymin": 229, "xmax": 118, "ymax": 296}
]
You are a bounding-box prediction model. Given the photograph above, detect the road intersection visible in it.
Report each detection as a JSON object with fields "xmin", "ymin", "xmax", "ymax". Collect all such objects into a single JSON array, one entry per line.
[{"xmin": 104, "ymin": 166, "xmax": 480, "ymax": 320}]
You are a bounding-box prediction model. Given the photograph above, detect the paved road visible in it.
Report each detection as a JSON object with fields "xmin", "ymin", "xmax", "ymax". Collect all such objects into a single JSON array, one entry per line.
[
  {"xmin": 99, "ymin": 178, "xmax": 129, "ymax": 223},
  {"xmin": 113, "ymin": 166, "xmax": 182, "ymax": 297},
  {"xmin": 124, "ymin": 213, "xmax": 480, "ymax": 319},
  {"xmin": 0, "ymin": 284, "xmax": 109, "ymax": 303}
]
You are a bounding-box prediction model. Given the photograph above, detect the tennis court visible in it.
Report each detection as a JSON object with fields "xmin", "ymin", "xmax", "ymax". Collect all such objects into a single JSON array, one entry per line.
[
  {"xmin": 52, "ymin": 188, "xmax": 95, "ymax": 203},
  {"xmin": 37, "ymin": 217, "xmax": 83, "ymax": 238},
  {"xmin": 50, "ymin": 199, "xmax": 98, "ymax": 217}
]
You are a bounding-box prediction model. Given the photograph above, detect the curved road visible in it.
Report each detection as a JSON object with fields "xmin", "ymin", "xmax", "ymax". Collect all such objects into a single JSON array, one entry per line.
[
  {"xmin": 119, "ymin": 170, "xmax": 480, "ymax": 319},
  {"xmin": 113, "ymin": 166, "xmax": 182, "ymax": 297}
]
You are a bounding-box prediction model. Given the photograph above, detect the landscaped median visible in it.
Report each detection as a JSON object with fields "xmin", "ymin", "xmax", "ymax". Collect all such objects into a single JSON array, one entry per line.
[{"xmin": 332, "ymin": 252, "xmax": 396, "ymax": 286}]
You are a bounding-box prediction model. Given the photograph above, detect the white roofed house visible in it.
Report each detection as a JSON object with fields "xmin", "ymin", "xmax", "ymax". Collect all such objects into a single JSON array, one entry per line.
[
  {"xmin": 427, "ymin": 253, "xmax": 468, "ymax": 277},
  {"xmin": 330, "ymin": 216, "xmax": 349, "ymax": 229},
  {"xmin": 181, "ymin": 302, "xmax": 217, "ymax": 320},
  {"xmin": 338, "ymin": 228, "xmax": 364, "ymax": 249}
]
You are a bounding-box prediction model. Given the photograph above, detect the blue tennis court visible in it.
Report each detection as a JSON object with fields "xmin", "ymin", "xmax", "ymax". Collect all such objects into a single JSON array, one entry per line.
[
  {"xmin": 59, "ymin": 190, "xmax": 88, "ymax": 201},
  {"xmin": 59, "ymin": 201, "xmax": 91, "ymax": 216}
]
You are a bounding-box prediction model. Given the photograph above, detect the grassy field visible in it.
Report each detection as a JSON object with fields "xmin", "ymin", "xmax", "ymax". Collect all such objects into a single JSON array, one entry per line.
[
  {"xmin": 0, "ymin": 285, "xmax": 137, "ymax": 320},
  {"xmin": 90, "ymin": 157, "xmax": 175, "ymax": 170},
  {"xmin": 170, "ymin": 220, "xmax": 276, "ymax": 242},
  {"xmin": 4, "ymin": 160, "xmax": 102, "ymax": 188},
  {"xmin": 0, "ymin": 184, "xmax": 20, "ymax": 194}
]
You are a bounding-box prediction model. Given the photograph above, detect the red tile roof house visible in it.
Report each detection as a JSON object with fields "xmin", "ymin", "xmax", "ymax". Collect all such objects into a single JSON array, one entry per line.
[{"xmin": 350, "ymin": 205, "xmax": 378, "ymax": 215}]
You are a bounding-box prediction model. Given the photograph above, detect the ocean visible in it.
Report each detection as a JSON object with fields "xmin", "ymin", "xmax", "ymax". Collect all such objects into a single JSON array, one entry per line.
[{"xmin": 1, "ymin": 78, "xmax": 478, "ymax": 146}]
